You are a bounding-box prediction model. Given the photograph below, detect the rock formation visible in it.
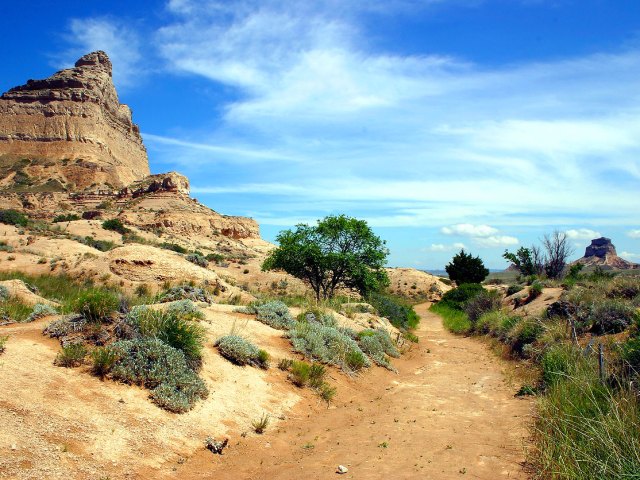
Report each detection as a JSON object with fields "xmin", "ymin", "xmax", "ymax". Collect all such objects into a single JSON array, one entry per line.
[
  {"xmin": 573, "ymin": 237, "xmax": 639, "ymax": 269},
  {"xmin": 0, "ymin": 51, "xmax": 149, "ymax": 191}
]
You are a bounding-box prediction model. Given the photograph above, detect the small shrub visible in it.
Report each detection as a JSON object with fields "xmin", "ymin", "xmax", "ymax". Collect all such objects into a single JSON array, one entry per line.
[
  {"xmin": 81, "ymin": 236, "xmax": 116, "ymax": 252},
  {"xmin": 159, "ymin": 285, "xmax": 213, "ymax": 303},
  {"xmin": 55, "ymin": 343, "xmax": 87, "ymax": 367},
  {"xmin": 0, "ymin": 209, "xmax": 28, "ymax": 227},
  {"xmin": 589, "ymin": 300, "xmax": 637, "ymax": 334},
  {"xmin": 0, "ymin": 241, "xmax": 14, "ymax": 252},
  {"xmin": 102, "ymin": 218, "xmax": 130, "ymax": 234},
  {"xmin": 91, "ymin": 346, "xmax": 120, "ymax": 378},
  {"xmin": 256, "ymin": 349, "xmax": 270, "ymax": 369},
  {"xmin": 529, "ymin": 280, "xmax": 543, "ymax": 299},
  {"xmin": 0, "ymin": 285, "xmax": 9, "ymax": 301},
  {"xmin": 166, "ymin": 300, "xmax": 205, "ymax": 322},
  {"xmin": 289, "ymin": 360, "xmax": 311, "ymax": 387},
  {"xmin": 278, "ymin": 358, "xmax": 294, "ymax": 371},
  {"xmin": 357, "ymin": 329, "xmax": 400, "ymax": 370},
  {"xmin": 215, "ymin": 335, "xmax": 268, "ymax": 368},
  {"xmin": 318, "ymin": 382, "xmax": 337, "ymax": 403},
  {"xmin": 52, "ymin": 214, "xmax": 80, "ymax": 223},
  {"xmin": 506, "ymin": 284, "xmax": 524, "ymax": 296},
  {"xmin": 186, "ymin": 253, "xmax": 208, "ymax": 268},
  {"xmin": 464, "ymin": 289, "xmax": 502, "ymax": 326},
  {"xmin": 110, "ymin": 338, "xmax": 208, "ymax": 413},
  {"xmin": 251, "ymin": 413, "xmax": 270, "ymax": 434},
  {"xmin": 0, "ymin": 335, "xmax": 8, "ymax": 354},
  {"xmin": 289, "ymin": 321, "xmax": 370, "ymax": 373},
  {"xmin": 248, "ymin": 300, "xmax": 295, "ymax": 330},
  {"xmin": 27, "ymin": 303, "xmax": 57, "ymax": 322},
  {"xmin": 366, "ymin": 292, "xmax": 419, "ymax": 329},
  {"xmin": 308, "ymin": 363, "xmax": 327, "ymax": 388},
  {"xmin": 125, "ymin": 306, "xmax": 205, "ymax": 369},
  {"xmin": 206, "ymin": 252, "xmax": 225, "ymax": 263},
  {"xmin": 72, "ymin": 288, "xmax": 119, "ymax": 323},
  {"xmin": 507, "ymin": 318, "xmax": 544, "ymax": 355},
  {"xmin": 134, "ymin": 283, "xmax": 150, "ymax": 297},
  {"xmin": 161, "ymin": 243, "xmax": 189, "ymax": 254},
  {"xmin": 43, "ymin": 315, "xmax": 87, "ymax": 339}
]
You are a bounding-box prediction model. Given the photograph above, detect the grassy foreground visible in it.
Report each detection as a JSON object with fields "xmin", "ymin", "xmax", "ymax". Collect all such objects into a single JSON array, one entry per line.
[{"xmin": 430, "ymin": 276, "xmax": 640, "ymax": 479}]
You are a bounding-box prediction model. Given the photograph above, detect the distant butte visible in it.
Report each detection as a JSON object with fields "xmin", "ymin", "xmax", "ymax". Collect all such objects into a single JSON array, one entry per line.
[{"xmin": 572, "ymin": 237, "xmax": 639, "ymax": 270}]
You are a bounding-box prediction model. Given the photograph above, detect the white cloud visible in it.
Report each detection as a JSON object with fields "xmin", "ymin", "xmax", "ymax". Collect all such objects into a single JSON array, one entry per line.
[
  {"xmin": 565, "ymin": 228, "xmax": 601, "ymax": 241},
  {"xmin": 428, "ymin": 242, "xmax": 466, "ymax": 252},
  {"xmin": 441, "ymin": 224, "xmax": 499, "ymax": 237},
  {"xmin": 474, "ymin": 235, "xmax": 519, "ymax": 248},
  {"xmin": 59, "ymin": 18, "xmax": 143, "ymax": 88},
  {"xmin": 628, "ymin": 229, "xmax": 640, "ymax": 239},
  {"xmin": 620, "ymin": 251, "xmax": 640, "ymax": 260}
]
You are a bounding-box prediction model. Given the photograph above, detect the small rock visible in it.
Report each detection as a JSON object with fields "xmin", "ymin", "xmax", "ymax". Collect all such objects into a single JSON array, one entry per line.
[
  {"xmin": 337, "ymin": 465, "xmax": 348, "ymax": 474},
  {"xmin": 11, "ymin": 444, "xmax": 17, "ymax": 451}
]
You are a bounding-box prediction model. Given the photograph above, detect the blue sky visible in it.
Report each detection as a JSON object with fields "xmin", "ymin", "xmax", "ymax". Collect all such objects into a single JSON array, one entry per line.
[{"xmin": 1, "ymin": 0, "xmax": 639, "ymax": 269}]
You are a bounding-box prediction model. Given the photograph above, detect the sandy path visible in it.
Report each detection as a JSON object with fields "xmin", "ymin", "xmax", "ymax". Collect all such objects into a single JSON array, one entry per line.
[{"xmin": 166, "ymin": 303, "xmax": 533, "ymax": 480}]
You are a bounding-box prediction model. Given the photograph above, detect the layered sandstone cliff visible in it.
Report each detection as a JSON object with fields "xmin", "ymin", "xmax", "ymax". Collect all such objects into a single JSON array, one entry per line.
[{"xmin": 0, "ymin": 51, "xmax": 149, "ymax": 190}]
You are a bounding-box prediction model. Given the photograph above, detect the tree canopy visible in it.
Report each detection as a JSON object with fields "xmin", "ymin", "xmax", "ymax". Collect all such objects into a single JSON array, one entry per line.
[
  {"xmin": 445, "ymin": 249, "xmax": 489, "ymax": 285},
  {"xmin": 262, "ymin": 215, "xmax": 389, "ymax": 300}
]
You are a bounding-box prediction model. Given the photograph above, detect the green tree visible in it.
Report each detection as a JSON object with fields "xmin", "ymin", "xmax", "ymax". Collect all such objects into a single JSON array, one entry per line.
[
  {"xmin": 503, "ymin": 246, "xmax": 542, "ymax": 276},
  {"xmin": 445, "ymin": 249, "xmax": 489, "ymax": 285},
  {"xmin": 262, "ymin": 215, "xmax": 389, "ymax": 301}
]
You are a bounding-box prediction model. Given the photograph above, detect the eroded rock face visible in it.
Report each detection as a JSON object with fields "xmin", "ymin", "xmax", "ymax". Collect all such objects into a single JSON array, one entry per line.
[
  {"xmin": 574, "ymin": 237, "xmax": 639, "ymax": 269},
  {"xmin": 0, "ymin": 51, "xmax": 149, "ymax": 191}
]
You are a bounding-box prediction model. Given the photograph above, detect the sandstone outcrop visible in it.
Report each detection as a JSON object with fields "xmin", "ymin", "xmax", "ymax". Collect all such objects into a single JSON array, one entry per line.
[
  {"xmin": 573, "ymin": 237, "xmax": 639, "ymax": 269},
  {"xmin": 0, "ymin": 51, "xmax": 149, "ymax": 191}
]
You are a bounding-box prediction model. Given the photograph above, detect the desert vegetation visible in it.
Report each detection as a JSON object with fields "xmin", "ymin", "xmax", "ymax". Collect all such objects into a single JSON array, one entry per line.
[{"xmin": 430, "ymin": 254, "xmax": 640, "ymax": 479}]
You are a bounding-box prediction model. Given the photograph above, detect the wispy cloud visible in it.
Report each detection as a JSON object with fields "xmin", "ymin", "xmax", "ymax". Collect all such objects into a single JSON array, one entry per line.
[
  {"xmin": 620, "ymin": 251, "xmax": 640, "ymax": 260},
  {"xmin": 428, "ymin": 242, "xmax": 466, "ymax": 252},
  {"xmin": 441, "ymin": 224, "xmax": 498, "ymax": 237},
  {"xmin": 57, "ymin": 17, "xmax": 143, "ymax": 88},
  {"xmin": 628, "ymin": 230, "xmax": 640, "ymax": 239}
]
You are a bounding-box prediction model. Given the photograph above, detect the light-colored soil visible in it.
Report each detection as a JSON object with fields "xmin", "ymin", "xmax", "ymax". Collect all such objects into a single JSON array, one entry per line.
[
  {"xmin": 0, "ymin": 302, "xmax": 532, "ymax": 480},
  {"xmin": 159, "ymin": 303, "xmax": 533, "ymax": 480}
]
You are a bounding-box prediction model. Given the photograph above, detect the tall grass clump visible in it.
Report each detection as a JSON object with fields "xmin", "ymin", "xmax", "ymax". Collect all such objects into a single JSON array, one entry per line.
[
  {"xmin": 124, "ymin": 305, "xmax": 206, "ymax": 370},
  {"xmin": 0, "ymin": 297, "xmax": 33, "ymax": 323},
  {"xmin": 289, "ymin": 321, "xmax": 370, "ymax": 373},
  {"xmin": 533, "ymin": 348, "xmax": 640, "ymax": 479},
  {"xmin": 430, "ymin": 302, "xmax": 471, "ymax": 334},
  {"xmin": 109, "ymin": 338, "xmax": 208, "ymax": 413},
  {"xmin": 71, "ymin": 288, "xmax": 120, "ymax": 323}
]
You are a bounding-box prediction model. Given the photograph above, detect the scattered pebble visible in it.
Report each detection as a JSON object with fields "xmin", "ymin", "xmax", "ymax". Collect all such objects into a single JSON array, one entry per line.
[
  {"xmin": 11, "ymin": 444, "xmax": 17, "ymax": 451},
  {"xmin": 337, "ymin": 465, "xmax": 348, "ymax": 474}
]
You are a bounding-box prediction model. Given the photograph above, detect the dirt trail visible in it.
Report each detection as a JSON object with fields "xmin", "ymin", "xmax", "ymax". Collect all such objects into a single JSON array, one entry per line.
[{"xmin": 167, "ymin": 303, "xmax": 533, "ymax": 480}]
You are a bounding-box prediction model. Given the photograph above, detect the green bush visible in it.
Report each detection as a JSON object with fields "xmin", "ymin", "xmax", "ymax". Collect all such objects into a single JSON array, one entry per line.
[
  {"xmin": 102, "ymin": 218, "xmax": 130, "ymax": 234},
  {"xmin": 445, "ymin": 249, "xmax": 489, "ymax": 284},
  {"xmin": 110, "ymin": 338, "xmax": 208, "ymax": 413},
  {"xmin": 205, "ymin": 253, "xmax": 225, "ymax": 263},
  {"xmin": 54, "ymin": 343, "xmax": 87, "ymax": 367},
  {"xmin": 0, "ymin": 209, "xmax": 28, "ymax": 227},
  {"xmin": 475, "ymin": 310, "xmax": 520, "ymax": 339},
  {"xmin": 289, "ymin": 360, "xmax": 311, "ymax": 387},
  {"xmin": 82, "ymin": 236, "xmax": 116, "ymax": 252},
  {"xmin": 215, "ymin": 335, "xmax": 269, "ymax": 368},
  {"xmin": 52, "ymin": 214, "xmax": 80, "ymax": 223},
  {"xmin": 366, "ymin": 292, "xmax": 419, "ymax": 330},
  {"xmin": 186, "ymin": 253, "xmax": 208, "ymax": 268},
  {"xmin": 72, "ymin": 288, "xmax": 120, "ymax": 323},
  {"xmin": 26, "ymin": 303, "xmax": 57, "ymax": 322},
  {"xmin": 289, "ymin": 321, "xmax": 370, "ymax": 373},
  {"xmin": 166, "ymin": 300, "xmax": 205, "ymax": 322},
  {"xmin": 439, "ymin": 283, "xmax": 485, "ymax": 310},
  {"xmin": 0, "ymin": 285, "xmax": 9, "ymax": 301},
  {"xmin": 621, "ymin": 337, "xmax": 640, "ymax": 374}
]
